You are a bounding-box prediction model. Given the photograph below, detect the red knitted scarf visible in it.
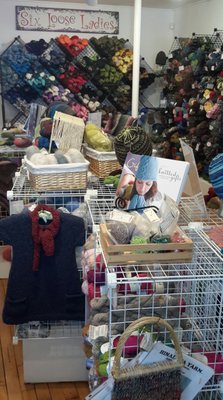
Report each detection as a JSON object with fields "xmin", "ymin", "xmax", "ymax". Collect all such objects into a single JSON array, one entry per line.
[{"xmin": 30, "ymin": 205, "xmax": 60, "ymax": 272}]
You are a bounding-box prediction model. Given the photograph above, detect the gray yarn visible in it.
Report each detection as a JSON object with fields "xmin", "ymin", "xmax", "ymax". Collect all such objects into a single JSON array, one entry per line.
[{"xmin": 54, "ymin": 150, "xmax": 69, "ymax": 164}]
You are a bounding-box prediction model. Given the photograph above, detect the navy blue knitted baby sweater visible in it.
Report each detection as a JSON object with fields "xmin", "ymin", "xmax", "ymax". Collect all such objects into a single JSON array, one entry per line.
[{"xmin": 0, "ymin": 211, "xmax": 85, "ymax": 324}]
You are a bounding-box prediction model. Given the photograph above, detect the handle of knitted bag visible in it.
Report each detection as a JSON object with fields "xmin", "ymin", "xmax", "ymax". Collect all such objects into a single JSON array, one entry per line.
[{"xmin": 112, "ymin": 316, "xmax": 183, "ymax": 379}]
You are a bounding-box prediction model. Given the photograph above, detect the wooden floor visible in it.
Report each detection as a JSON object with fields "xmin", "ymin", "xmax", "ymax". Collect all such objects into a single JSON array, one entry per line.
[{"xmin": 0, "ymin": 279, "xmax": 90, "ymax": 400}]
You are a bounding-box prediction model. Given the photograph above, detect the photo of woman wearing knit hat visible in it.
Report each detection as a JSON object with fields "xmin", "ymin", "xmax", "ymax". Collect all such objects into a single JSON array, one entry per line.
[{"xmin": 128, "ymin": 155, "xmax": 163, "ymax": 212}]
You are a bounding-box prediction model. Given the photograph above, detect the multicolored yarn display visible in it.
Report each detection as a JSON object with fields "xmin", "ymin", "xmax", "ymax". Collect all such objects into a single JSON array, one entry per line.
[{"xmin": 209, "ymin": 153, "xmax": 223, "ymax": 198}]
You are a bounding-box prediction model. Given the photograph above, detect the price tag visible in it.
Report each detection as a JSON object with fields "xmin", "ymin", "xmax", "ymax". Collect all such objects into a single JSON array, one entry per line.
[
  {"xmin": 10, "ymin": 200, "xmax": 24, "ymax": 215},
  {"xmin": 111, "ymin": 209, "xmax": 134, "ymax": 223},
  {"xmin": 129, "ymin": 282, "xmax": 141, "ymax": 292},
  {"xmin": 179, "ymin": 65, "xmax": 184, "ymax": 71},
  {"xmin": 211, "ymin": 65, "xmax": 215, "ymax": 71},
  {"xmin": 87, "ymin": 112, "xmax": 102, "ymax": 128},
  {"xmin": 205, "ymin": 66, "xmax": 208, "ymax": 71},
  {"xmin": 207, "ymin": 83, "xmax": 214, "ymax": 89},
  {"xmin": 140, "ymin": 333, "xmax": 153, "ymax": 352},
  {"xmin": 200, "ymin": 105, "xmax": 204, "ymax": 111},
  {"xmin": 100, "ymin": 285, "xmax": 108, "ymax": 296},
  {"xmin": 195, "ymin": 143, "xmax": 200, "ymax": 151},
  {"xmin": 144, "ymin": 208, "xmax": 160, "ymax": 223},
  {"xmin": 16, "ymin": 174, "xmax": 26, "ymax": 191},
  {"xmin": 192, "ymin": 84, "xmax": 195, "ymax": 89},
  {"xmin": 89, "ymin": 324, "xmax": 108, "ymax": 340},
  {"xmin": 168, "ymin": 53, "xmax": 173, "ymax": 59},
  {"xmin": 209, "ymin": 124, "xmax": 214, "ymax": 131}
]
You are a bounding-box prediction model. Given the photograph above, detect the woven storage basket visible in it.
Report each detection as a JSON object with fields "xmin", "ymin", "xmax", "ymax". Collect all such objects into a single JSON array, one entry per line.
[
  {"xmin": 112, "ymin": 316, "xmax": 183, "ymax": 400},
  {"xmin": 83, "ymin": 145, "xmax": 121, "ymax": 178},
  {"xmin": 25, "ymin": 157, "xmax": 89, "ymax": 191}
]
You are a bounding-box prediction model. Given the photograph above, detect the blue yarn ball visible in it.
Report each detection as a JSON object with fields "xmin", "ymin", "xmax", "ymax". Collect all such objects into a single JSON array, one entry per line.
[
  {"xmin": 209, "ymin": 153, "xmax": 223, "ymax": 199},
  {"xmin": 64, "ymin": 200, "xmax": 80, "ymax": 213}
]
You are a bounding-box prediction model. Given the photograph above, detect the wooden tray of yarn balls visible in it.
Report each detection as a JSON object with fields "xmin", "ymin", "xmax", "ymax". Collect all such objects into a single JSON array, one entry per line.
[
  {"xmin": 25, "ymin": 157, "xmax": 89, "ymax": 191},
  {"xmin": 99, "ymin": 224, "xmax": 193, "ymax": 265},
  {"xmin": 83, "ymin": 145, "xmax": 121, "ymax": 178}
]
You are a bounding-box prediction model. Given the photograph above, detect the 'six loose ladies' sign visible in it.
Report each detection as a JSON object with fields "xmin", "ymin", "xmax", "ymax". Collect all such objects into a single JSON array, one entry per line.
[{"xmin": 15, "ymin": 6, "xmax": 119, "ymax": 34}]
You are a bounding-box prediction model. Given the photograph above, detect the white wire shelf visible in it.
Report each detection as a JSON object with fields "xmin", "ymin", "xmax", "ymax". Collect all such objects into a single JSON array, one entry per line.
[
  {"xmin": 179, "ymin": 196, "xmax": 223, "ymax": 228},
  {"xmin": 14, "ymin": 320, "xmax": 83, "ymax": 341}
]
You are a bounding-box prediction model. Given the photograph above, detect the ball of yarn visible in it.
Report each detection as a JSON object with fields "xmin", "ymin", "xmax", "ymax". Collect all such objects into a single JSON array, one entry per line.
[
  {"xmin": 65, "ymin": 148, "xmax": 86, "ymax": 163},
  {"xmin": 209, "ymin": 153, "xmax": 223, "ymax": 199},
  {"xmin": 106, "ymin": 221, "xmax": 131, "ymax": 244},
  {"xmin": 39, "ymin": 118, "xmax": 53, "ymax": 138},
  {"xmin": 46, "ymin": 101, "xmax": 76, "ymax": 119},
  {"xmin": 45, "ymin": 154, "xmax": 58, "ymax": 165},
  {"xmin": 54, "ymin": 150, "xmax": 69, "ymax": 164},
  {"xmin": 114, "ymin": 126, "xmax": 153, "ymax": 166},
  {"xmin": 2, "ymin": 245, "xmax": 12, "ymax": 262},
  {"xmin": 37, "ymin": 136, "xmax": 50, "ymax": 150},
  {"xmin": 64, "ymin": 199, "xmax": 80, "ymax": 212},
  {"xmin": 64, "ymin": 154, "xmax": 72, "ymax": 163},
  {"xmin": 14, "ymin": 137, "xmax": 33, "ymax": 148},
  {"xmin": 30, "ymin": 153, "xmax": 48, "ymax": 165},
  {"xmin": 25, "ymin": 145, "xmax": 40, "ymax": 160}
]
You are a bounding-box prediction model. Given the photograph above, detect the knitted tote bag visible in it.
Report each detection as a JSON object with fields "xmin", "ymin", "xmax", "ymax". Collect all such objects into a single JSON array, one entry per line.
[
  {"xmin": 114, "ymin": 125, "xmax": 153, "ymax": 166},
  {"xmin": 112, "ymin": 317, "xmax": 183, "ymax": 400}
]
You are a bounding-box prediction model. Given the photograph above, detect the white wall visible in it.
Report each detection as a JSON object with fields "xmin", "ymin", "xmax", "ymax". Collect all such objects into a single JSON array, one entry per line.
[
  {"xmin": 0, "ymin": 0, "xmax": 174, "ymax": 129},
  {"xmin": 174, "ymin": 0, "xmax": 223, "ymax": 37}
]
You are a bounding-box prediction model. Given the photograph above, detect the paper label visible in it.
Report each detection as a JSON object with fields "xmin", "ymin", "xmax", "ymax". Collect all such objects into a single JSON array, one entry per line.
[
  {"xmin": 16, "ymin": 174, "xmax": 26, "ymax": 191},
  {"xmin": 87, "ymin": 112, "xmax": 102, "ymax": 128},
  {"xmin": 129, "ymin": 282, "xmax": 141, "ymax": 292},
  {"xmin": 100, "ymin": 285, "xmax": 108, "ymax": 296},
  {"xmin": 110, "ymin": 209, "xmax": 133, "ymax": 223},
  {"xmin": 140, "ymin": 333, "xmax": 153, "ymax": 352},
  {"xmin": 10, "ymin": 200, "xmax": 24, "ymax": 215},
  {"xmin": 192, "ymin": 84, "xmax": 195, "ymax": 89},
  {"xmin": 211, "ymin": 65, "xmax": 215, "ymax": 71},
  {"xmin": 195, "ymin": 143, "xmax": 200, "ymax": 151},
  {"xmin": 88, "ymin": 324, "xmax": 108, "ymax": 340},
  {"xmin": 159, "ymin": 208, "xmax": 178, "ymax": 234},
  {"xmin": 144, "ymin": 208, "xmax": 160, "ymax": 223},
  {"xmin": 207, "ymin": 83, "xmax": 214, "ymax": 89},
  {"xmin": 179, "ymin": 65, "xmax": 184, "ymax": 71},
  {"xmin": 168, "ymin": 53, "xmax": 173, "ymax": 59}
]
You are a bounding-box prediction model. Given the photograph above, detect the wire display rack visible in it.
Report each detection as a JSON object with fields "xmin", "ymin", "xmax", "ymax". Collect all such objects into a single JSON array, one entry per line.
[
  {"xmin": 7, "ymin": 164, "xmax": 88, "ymax": 213},
  {"xmin": 99, "ymin": 228, "xmax": 223, "ymax": 398},
  {"xmin": 179, "ymin": 196, "xmax": 223, "ymax": 228}
]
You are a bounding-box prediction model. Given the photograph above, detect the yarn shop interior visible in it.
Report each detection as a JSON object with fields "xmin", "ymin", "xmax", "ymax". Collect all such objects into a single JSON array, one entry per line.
[{"xmin": 2, "ymin": 0, "xmax": 223, "ymax": 399}]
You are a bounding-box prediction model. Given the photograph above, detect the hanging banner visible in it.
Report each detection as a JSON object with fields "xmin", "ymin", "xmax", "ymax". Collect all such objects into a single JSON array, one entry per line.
[{"xmin": 15, "ymin": 6, "xmax": 119, "ymax": 34}]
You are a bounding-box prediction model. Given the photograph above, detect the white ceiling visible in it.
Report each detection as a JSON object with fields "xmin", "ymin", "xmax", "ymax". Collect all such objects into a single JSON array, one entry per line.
[{"xmin": 37, "ymin": 0, "xmax": 205, "ymax": 9}]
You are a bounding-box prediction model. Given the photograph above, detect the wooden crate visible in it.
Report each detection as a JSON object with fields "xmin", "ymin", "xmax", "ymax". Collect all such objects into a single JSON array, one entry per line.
[{"xmin": 100, "ymin": 224, "xmax": 193, "ymax": 265}]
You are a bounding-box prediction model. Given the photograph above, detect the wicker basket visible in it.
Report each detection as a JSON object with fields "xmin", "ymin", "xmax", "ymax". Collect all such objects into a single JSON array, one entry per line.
[
  {"xmin": 25, "ymin": 157, "xmax": 89, "ymax": 191},
  {"xmin": 83, "ymin": 145, "xmax": 121, "ymax": 178}
]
